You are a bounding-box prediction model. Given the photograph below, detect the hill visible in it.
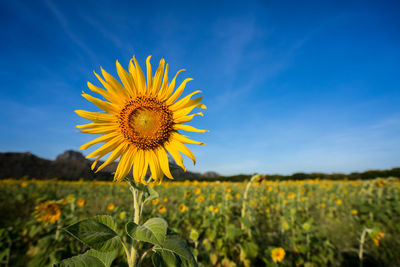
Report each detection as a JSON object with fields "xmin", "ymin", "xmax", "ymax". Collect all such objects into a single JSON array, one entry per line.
[{"xmin": 0, "ymin": 150, "xmax": 217, "ymax": 181}]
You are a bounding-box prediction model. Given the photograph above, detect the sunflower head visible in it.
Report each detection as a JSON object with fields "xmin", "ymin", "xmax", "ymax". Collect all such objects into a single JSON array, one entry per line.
[
  {"xmin": 76, "ymin": 56, "xmax": 207, "ymax": 185},
  {"xmin": 35, "ymin": 201, "xmax": 61, "ymax": 225}
]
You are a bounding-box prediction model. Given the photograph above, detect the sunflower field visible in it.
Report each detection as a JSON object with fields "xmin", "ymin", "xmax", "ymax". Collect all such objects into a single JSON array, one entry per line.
[{"xmin": 0, "ymin": 177, "xmax": 399, "ymax": 266}]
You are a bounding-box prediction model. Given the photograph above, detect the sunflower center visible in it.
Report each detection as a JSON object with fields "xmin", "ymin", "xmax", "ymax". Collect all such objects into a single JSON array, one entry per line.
[{"xmin": 119, "ymin": 96, "xmax": 173, "ymax": 150}]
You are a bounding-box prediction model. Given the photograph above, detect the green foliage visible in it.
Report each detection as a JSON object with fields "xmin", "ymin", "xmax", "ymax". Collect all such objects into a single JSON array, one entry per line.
[
  {"xmin": 63, "ymin": 216, "xmax": 121, "ymax": 252},
  {"xmin": 126, "ymin": 218, "xmax": 168, "ymax": 246}
]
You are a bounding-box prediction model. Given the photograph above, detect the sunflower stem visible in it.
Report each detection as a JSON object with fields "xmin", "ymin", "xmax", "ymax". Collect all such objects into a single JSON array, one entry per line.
[{"xmin": 128, "ymin": 182, "xmax": 142, "ymax": 267}]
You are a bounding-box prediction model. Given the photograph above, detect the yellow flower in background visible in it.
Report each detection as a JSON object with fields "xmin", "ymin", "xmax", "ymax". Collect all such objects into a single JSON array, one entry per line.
[
  {"xmin": 235, "ymin": 193, "xmax": 241, "ymax": 198},
  {"xmin": 213, "ymin": 207, "xmax": 219, "ymax": 213},
  {"xmin": 352, "ymin": 209, "xmax": 358, "ymax": 215},
  {"xmin": 158, "ymin": 204, "xmax": 166, "ymax": 213},
  {"xmin": 197, "ymin": 195, "xmax": 205, "ymax": 203},
  {"xmin": 184, "ymin": 191, "xmax": 191, "ymax": 198},
  {"xmin": 66, "ymin": 195, "xmax": 75, "ymax": 203},
  {"xmin": 76, "ymin": 56, "xmax": 207, "ymax": 184},
  {"xmin": 119, "ymin": 211, "xmax": 126, "ymax": 220},
  {"xmin": 179, "ymin": 204, "xmax": 187, "ymax": 213},
  {"xmin": 163, "ymin": 197, "xmax": 168, "ymax": 203},
  {"xmin": 372, "ymin": 232, "xmax": 384, "ymax": 246},
  {"xmin": 152, "ymin": 198, "xmax": 159, "ymax": 205},
  {"xmin": 320, "ymin": 203, "xmax": 326, "ymax": 208},
  {"xmin": 195, "ymin": 188, "xmax": 201, "ymax": 195},
  {"xmin": 21, "ymin": 181, "xmax": 28, "ymax": 187},
  {"xmin": 208, "ymin": 205, "xmax": 214, "ymax": 212},
  {"xmin": 210, "ymin": 193, "xmax": 215, "ymax": 200},
  {"xmin": 271, "ymin": 247, "xmax": 285, "ymax": 263},
  {"xmin": 225, "ymin": 194, "xmax": 232, "ymax": 200},
  {"xmin": 35, "ymin": 201, "xmax": 61, "ymax": 225},
  {"xmin": 288, "ymin": 192, "xmax": 295, "ymax": 199},
  {"xmin": 76, "ymin": 198, "xmax": 86, "ymax": 207},
  {"xmin": 263, "ymin": 196, "xmax": 267, "ymax": 201},
  {"xmin": 107, "ymin": 203, "xmax": 115, "ymax": 210},
  {"xmin": 336, "ymin": 199, "xmax": 342, "ymax": 205},
  {"xmin": 226, "ymin": 187, "xmax": 231, "ymax": 193},
  {"xmin": 265, "ymin": 208, "xmax": 270, "ymax": 213}
]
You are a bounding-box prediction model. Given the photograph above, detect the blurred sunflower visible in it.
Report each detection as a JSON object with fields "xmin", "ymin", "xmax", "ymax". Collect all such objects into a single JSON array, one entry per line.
[
  {"xmin": 35, "ymin": 201, "xmax": 61, "ymax": 224},
  {"xmin": 76, "ymin": 198, "xmax": 86, "ymax": 207},
  {"xmin": 107, "ymin": 203, "xmax": 115, "ymax": 211},
  {"xmin": 179, "ymin": 204, "xmax": 187, "ymax": 213},
  {"xmin": 76, "ymin": 56, "xmax": 207, "ymax": 184},
  {"xmin": 271, "ymin": 247, "xmax": 285, "ymax": 262},
  {"xmin": 157, "ymin": 204, "xmax": 166, "ymax": 213}
]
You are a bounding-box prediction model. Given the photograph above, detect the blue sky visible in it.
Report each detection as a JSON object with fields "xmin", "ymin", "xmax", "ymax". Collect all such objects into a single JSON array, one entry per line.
[{"xmin": 1, "ymin": 0, "xmax": 399, "ymax": 175}]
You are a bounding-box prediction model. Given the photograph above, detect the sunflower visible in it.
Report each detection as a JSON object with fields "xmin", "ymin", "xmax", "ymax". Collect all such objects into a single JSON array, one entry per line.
[
  {"xmin": 179, "ymin": 204, "xmax": 187, "ymax": 213},
  {"xmin": 76, "ymin": 56, "xmax": 207, "ymax": 184},
  {"xmin": 76, "ymin": 198, "xmax": 86, "ymax": 207},
  {"xmin": 35, "ymin": 201, "xmax": 61, "ymax": 225},
  {"xmin": 157, "ymin": 204, "xmax": 166, "ymax": 213},
  {"xmin": 271, "ymin": 247, "xmax": 285, "ymax": 263}
]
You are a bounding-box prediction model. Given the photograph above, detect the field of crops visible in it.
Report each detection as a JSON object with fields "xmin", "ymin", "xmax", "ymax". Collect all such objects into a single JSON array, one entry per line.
[{"xmin": 0, "ymin": 177, "xmax": 399, "ymax": 266}]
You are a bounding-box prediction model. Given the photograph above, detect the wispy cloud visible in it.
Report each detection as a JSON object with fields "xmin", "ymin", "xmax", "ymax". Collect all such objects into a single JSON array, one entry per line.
[{"xmin": 43, "ymin": 0, "xmax": 95, "ymax": 59}]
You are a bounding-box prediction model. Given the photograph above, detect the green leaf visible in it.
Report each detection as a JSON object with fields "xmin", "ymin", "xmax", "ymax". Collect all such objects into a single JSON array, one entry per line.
[
  {"xmin": 85, "ymin": 249, "xmax": 119, "ymax": 267},
  {"xmin": 152, "ymin": 251, "xmax": 177, "ymax": 267},
  {"xmin": 64, "ymin": 216, "xmax": 121, "ymax": 252},
  {"xmin": 126, "ymin": 218, "xmax": 167, "ymax": 245},
  {"xmin": 93, "ymin": 215, "xmax": 118, "ymax": 231},
  {"xmin": 55, "ymin": 254, "xmax": 105, "ymax": 267},
  {"xmin": 154, "ymin": 230, "xmax": 197, "ymax": 267}
]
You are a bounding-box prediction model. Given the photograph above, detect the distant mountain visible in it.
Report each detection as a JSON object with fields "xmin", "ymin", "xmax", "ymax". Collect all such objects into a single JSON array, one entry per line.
[{"xmin": 0, "ymin": 150, "xmax": 220, "ymax": 181}]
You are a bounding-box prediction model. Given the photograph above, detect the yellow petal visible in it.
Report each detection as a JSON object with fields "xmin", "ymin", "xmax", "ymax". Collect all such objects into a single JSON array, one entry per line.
[
  {"xmin": 170, "ymin": 140, "xmax": 196, "ymax": 165},
  {"xmin": 160, "ymin": 69, "xmax": 185, "ymax": 101},
  {"xmin": 78, "ymin": 125, "xmax": 119, "ymax": 134},
  {"xmin": 133, "ymin": 150, "xmax": 148, "ymax": 183},
  {"xmin": 116, "ymin": 60, "xmax": 136, "ymax": 97},
  {"xmin": 87, "ymin": 81, "xmax": 118, "ymax": 104},
  {"xmin": 172, "ymin": 132, "xmax": 205, "ymax": 145},
  {"xmin": 151, "ymin": 58, "xmax": 165, "ymax": 96},
  {"xmin": 131, "ymin": 56, "xmax": 146, "ymax": 94},
  {"xmin": 169, "ymin": 91, "xmax": 202, "ymax": 111},
  {"xmin": 156, "ymin": 147, "xmax": 174, "ymax": 180},
  {"xmin": 146, "ymin": 55, "xmax": 153, "ymax": 91},
  {"xmin": 114, "ymin": 147, "xmax": 135, "ymax": 182},
  {"xmin": 94, "ymin": 71, "xmax": 125, "ymax": 106},
  {"xmin": 85, "ymin": 137, "xmax": 121, "ymax": 158},
  {"xmin": 157, "ymin": 63, "xmax": 169, "ymax": 98},
  {"xmin": 174, "ymin": 112, "xmax": 204, "ymax": 124},
  {"xmin": 75, "ymin": 110, "xmax": 116, "ymax": 122},
  {"xmin": 181, "ymin": 97, "xmax": 206, "ymax": 110},
  {"xmin": 82, "ymin": 92, "xmax": 120, "ymax": 114},
  {"xmin": 76, "ymin": 122, "xmax": 116, "ymax": 129},
  {"xmin": 147, "ymin": 150, "xmax": 163, "ymax": 183},
  {"xmin": 166, "ymin": 78, "xmax": 193, "ymax": 105},
  {"xmin": 91, "ymin": 157, "xmax": 100, "ymax": 170},
  {"xmin": 79, "ymin": 132, "xmax": 120, "ymax": 150},
  {"xmin": 164, "ymin": 143, "xmax": 186, "ymax": 172},
  {"xmin": 100, "ymin": 67, "xmax": 130, "ymax": 100},
  {"xmin": 174, "ymin": 124, "xmax": 209, "ymax": 133},
  {"xmin": 95, "ymin": 142, "xmax": 129, "ymax": 172}
]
